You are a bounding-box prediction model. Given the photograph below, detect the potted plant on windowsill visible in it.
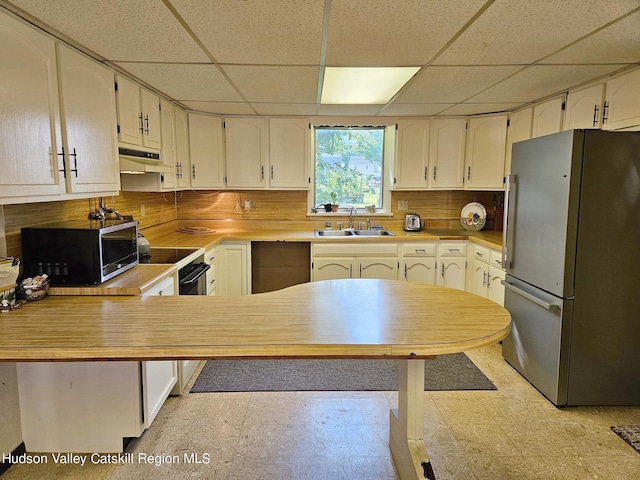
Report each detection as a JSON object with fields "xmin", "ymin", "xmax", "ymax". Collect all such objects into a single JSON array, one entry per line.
[{"xmin": 330, "ymin": 192, "xmax": 339, "ymax": 212}]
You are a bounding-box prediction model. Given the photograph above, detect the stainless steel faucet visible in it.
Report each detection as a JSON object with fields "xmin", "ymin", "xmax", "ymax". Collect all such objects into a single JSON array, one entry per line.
[{"xmin": 348, "ymin": 206, "xmax": 357, "ymax": 228}]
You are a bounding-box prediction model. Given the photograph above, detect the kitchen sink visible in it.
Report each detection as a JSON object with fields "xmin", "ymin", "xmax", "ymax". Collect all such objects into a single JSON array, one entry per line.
[
  {"xmin": 352, "ymin": 229, "xmax": 395, "ymax": 236},
  {"xmin": 314, "ymin": 229, "xmax": 395, "ymax": 237},
  {"xmin": 314, "ymin": 230, "xmax": 355, "ymax": 237}
]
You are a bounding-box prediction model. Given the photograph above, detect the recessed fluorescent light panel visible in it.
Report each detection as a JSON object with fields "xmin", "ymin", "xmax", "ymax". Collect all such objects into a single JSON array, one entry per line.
[{"xmin": 321, "ymin": 67, "xmax": 420, "ymax": 104}]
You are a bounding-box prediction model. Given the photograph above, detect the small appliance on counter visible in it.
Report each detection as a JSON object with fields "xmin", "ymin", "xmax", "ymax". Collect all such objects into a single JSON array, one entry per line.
[
  {"xmin": 403, "ymin": 213, "xmax": 424, "ymax": 231},
  {"xmin": 21, "ymin": 219, "xmax": 139, "ymax": 285},
  {"xmin": 137, "ymin": 233, "xmax": 151, "ymax": 257}
]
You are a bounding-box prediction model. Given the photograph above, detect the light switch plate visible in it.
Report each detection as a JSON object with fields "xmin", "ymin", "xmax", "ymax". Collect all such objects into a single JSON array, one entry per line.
[{"xmin": 398, "ymin": 200, "xmax": 408, "ymax": 211}]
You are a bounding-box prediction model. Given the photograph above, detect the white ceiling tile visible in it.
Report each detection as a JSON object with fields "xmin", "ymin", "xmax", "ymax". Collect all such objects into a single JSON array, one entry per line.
[
  {"xmin": 115, "ymin": 63, "xmax": 243, "ymax": 102},
  {"xmin": 325, "ymin": 0, "xmax": 486, "ymax": 66},
  {"xmin": 169, "ymin": 0, "xmax": 324, "ymax": 64},
  {"xmin": 222, "ymin": 66, "xmax": 319, "ymax": 103},
  {"xmin": 380, "ymin": 104, "xmax": 455, "ymax": 116},
  {"xmin": 434, "ymin": 0, "xmax": 640, "ymax": 65},
  {"xmin": 395, "ymin": 66, "xmax": 523, "ymax": 104},
  {"xmin": 438, "ymin": 103, "xmax": 525, "ymax": 116},
  {"xmin": 543, "ymin": 11, "xmax": 640, "ymax": 64},
  {"xmin": 468, "ymin": 65, "xmax": 625, "ymax": 102},
  {"xmin": 8, "ymin": 0, "xmax": 209, "ymax": 62},
  {"xmin": 251, "ymin": 104, "xmax": 318, "ymax": 116},
  {"xmin": 181, "ymin": 102, "xmax": 255, "ymax": 115}
]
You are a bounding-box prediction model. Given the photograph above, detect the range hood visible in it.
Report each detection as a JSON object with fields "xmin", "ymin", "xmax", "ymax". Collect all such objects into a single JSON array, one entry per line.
[{"xmin": 119, "ymin": 147, "xmax": 173, "ymax": 174}]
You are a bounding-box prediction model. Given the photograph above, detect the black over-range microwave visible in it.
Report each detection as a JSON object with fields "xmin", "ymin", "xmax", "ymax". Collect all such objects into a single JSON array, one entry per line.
[{"xmin": 21, "ymin": 219, "xmax": 139, "ymax": 285}]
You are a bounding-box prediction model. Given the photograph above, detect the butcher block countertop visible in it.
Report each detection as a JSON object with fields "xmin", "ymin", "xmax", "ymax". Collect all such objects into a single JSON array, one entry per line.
[
  {"xmin": 0, "ymin": 279, "xmax": 511, "ymax": 362},
  {"xmin": 48, "ymin": 264, "xmax": 177, "ymax": 296},
  {"xmin": 143, "ymin": 220, "xmax": 504, "ymax": 251}
]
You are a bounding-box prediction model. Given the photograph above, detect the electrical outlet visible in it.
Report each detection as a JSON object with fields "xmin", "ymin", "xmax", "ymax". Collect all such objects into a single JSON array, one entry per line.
[
  {"xmin": 245, "ymin": 200, "xmax": 251, "ymax": 211},
  {"xmin": 398, "ymin": 200, "xmax": 408, "ymax": 211},
  {"xmin": 140, "ymin": 204, "xmax": 146, "ymax": 217}
]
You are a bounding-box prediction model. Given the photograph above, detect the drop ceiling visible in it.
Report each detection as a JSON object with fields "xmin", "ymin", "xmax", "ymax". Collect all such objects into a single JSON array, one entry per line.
[{"xmin": 3, "ymin": 0, "xmax": 640, "ymax": 117}]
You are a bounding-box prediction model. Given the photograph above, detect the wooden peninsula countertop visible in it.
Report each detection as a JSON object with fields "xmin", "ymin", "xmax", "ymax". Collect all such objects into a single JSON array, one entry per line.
[{"xmin": 0, "ymin": 279, "xmax": 510, "ymax": 362}]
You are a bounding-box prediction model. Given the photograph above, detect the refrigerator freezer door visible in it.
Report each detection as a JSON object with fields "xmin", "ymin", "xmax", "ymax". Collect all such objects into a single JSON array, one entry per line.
[
  {"xmin": 502, "ymin": 275, "xmax": 572, "ymax": 406},
  {"xmin": 507, "ymin": 130, "xmax": 583, "ymax": 298}
]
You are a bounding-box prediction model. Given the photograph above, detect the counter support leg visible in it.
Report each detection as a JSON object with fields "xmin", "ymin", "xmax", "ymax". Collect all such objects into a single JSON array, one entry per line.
[{"xmin": 389, "ymin": 359, "xmax": 435, "ymax": 480}]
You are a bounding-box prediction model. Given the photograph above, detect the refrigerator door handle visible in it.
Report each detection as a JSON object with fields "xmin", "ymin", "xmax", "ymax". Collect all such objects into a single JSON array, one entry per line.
[
  {"xmin": 502, "ymin": 174, "xmax": 517, "ymax": 269},
  {"xmin": 502, "ymin": 280, "xmax": 561, "ymax": 311}
]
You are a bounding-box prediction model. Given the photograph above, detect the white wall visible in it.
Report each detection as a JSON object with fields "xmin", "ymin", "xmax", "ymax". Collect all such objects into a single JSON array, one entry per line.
[{"xmin": 0, "ymin": 363, "xmax": 22, "ymax": 456}]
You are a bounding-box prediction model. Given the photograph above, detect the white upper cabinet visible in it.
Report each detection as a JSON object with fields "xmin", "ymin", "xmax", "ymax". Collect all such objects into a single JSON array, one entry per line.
[
  {"xmin": 563, "ymin": 84, "xmax": 606, "ymax": 130},
  {"xmin": 429, "ymin": 118, "xmax": 466, "ymax": 189},
  {"xmin": 159, "ymin": 99, "xmax": 177, "ymax": 190},
  {"xmin": 602, "ymin": 69, "xmax": 640, "ymax": 131},
  {"xmin": 0, "ymin": 11, "xmax": 65, "ymax": 200},
  {"xmin": 464, "ymin": 115, "xmax": 507, "ymax": 190},
  {"xmin": 115, "ymin": 75, "xmax": 161, "ymax": 151},
  {"xmin": 0, "ymin": 11, "xmax": 119, "ymax": 203},
  {"xmin": 56, "ymin": 44, "xmax": 119, "ymax": 194},
  {"xmin": 174, "ymin": 107, "xmax": 191, "ymax": 189},
  {"xmin": 531, "ymin": 96, "xmax": 565, "ymax": 138},
  {"xmin": 188, "ymin": 113, "xmax": 225, "ymax": 189},
  {"xmin": 268, "ymin": 118, "xmax": 310, "ymax": 189},
  {"xmin": 225, "ymin": 117, "xmax": 268, "ymax": 189},
  {"xmin": 505, "ymin": 107, "xmax": 532, "ymax": 174},
  {"xmin": 393, "ymin": 119, "xmax": 430, "ymax": 189}
]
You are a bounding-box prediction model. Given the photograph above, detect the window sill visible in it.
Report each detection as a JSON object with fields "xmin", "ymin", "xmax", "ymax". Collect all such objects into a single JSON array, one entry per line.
[{"xmin": 307, "ymin": 211, "xmax": 393, "ymax": 217}]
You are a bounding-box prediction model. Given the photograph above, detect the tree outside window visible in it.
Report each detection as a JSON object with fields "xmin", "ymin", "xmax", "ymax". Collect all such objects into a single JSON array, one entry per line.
[{"xmin": 314, "ymin": 128, "xmax": 384, "ymax": 209}]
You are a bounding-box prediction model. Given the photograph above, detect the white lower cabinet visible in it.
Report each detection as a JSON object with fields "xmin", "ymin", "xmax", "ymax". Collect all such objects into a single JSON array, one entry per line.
[
  {"xmin": 216, "ymin": 243, "xmax": 250, "ymax": 295},
  {"xmin": 401, "ymin": 243, "xmax": 437, "ymax": 284},
  {"xmin": 470, "ymin": 244, "xmax": 506, "ymax": 305},
  {"xmin": 16, "ymin": 276, "xmax": 177, "ymax": 453},
  {"xmin": 204, "ymin": 246, "xmax": 217, "ymax": 295},
  {"xmin": 312, "ymin": 243, "xmax": 398, "ymax": 281},
  {"xmin": 437, "ymin": 242, "xmax": 467, "ymax": 291}
]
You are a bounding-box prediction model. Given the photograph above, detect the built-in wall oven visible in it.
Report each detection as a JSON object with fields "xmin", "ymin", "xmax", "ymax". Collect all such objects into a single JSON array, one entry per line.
[{"xmin": 141, "ymin": 247, "xmax": 209, "ymax": 393}]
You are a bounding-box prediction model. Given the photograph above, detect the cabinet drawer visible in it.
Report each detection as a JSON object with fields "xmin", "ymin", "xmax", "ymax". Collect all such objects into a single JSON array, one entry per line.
[
  {"xmin": 313, "ymin": 243, "xmax": 398, "ymax": 257},
  {"xmin": 401, "ymin": 243, "xmax": 437, "ymax": 257},
  {"xmin": 438, "ymin": 242, "xmax": 467, "ymax": 257},
  {"xmin": 489, "ymin": 249, "xmax": 505, "ymax": 271},
  {"xmin": 473, "ymin": 244, "xmax": 491, "ymax": 264}
]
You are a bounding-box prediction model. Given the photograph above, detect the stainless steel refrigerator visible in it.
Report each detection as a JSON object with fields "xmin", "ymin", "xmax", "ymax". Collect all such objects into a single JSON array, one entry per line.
[{"xmin": 501, "ymin": 129, "xmax": 640, "ymax": 406}]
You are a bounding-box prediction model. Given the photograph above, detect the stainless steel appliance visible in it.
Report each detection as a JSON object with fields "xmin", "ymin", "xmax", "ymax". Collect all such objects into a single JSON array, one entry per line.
[
  {"xmin": 501, "ymin": 129, "xmax": 640, "ymax": 406},
  {"xmin": 403, "ymin": 213, "xmax": 423, "ymax": 231},
  {"xmin": 21, "ymin": 219, "xmax": 139, "ymax": 285},
  {"xmin": 141, "ymin": 247, "xmax": 209, "ymax": 295}
]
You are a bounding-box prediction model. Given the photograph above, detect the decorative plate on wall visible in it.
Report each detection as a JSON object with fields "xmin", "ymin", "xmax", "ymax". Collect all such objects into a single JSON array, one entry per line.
[{"xmin": 460, "ymin": 202, "xmax": 487, "ymax": 231}]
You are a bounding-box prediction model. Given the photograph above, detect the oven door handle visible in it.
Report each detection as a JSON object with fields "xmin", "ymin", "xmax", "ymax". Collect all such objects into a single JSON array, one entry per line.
[{"xmin": 179, "ymin": 263, "xmax": 210, "ymax": 285}]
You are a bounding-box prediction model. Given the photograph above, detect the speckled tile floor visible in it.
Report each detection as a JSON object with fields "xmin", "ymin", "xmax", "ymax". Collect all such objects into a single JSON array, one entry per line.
[{"xmin": 3, "ymin": 344, "xmax": 640, "ymax": 479}]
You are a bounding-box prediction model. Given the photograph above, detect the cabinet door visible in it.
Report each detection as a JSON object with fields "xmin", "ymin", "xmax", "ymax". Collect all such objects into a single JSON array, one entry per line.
[
  {"xmin": 464, "ymin": 115, "xmax": 507, "ymax": 190},
  {"xmin": 140, "ymin": 88, "xmax": 161, "ymax": 149},
  {"xmin": 563, "ymin": 84, "xmax": 605, "ymax": 130},
  {"xmin": 115, "ymin": 75, "xmax": 143, "ymax": 146},
  {"xmin": 189, "ymin": 114, "xmax": 225, "ymax": 189},
  {"xmin": 313, "ymin": 257, "xmax": 353, "ymax": 281},
  {"xmin": 57, "ymin": 44, "xmax": 119, "ymax": 194},
  {"xmin": 358, "ymin": 257, "xmax": 398, "ymax": 280},
  {"xmin": 429, "ymin": 118, "xmax": 466, "ymax": 189},
  {"xmin": 602, "ymin": 69, "xmax": 640, "ymax": 131},
  {"xmin": 225, "ymin": 117, "xmax": 268, "ymax": 188},
  {"xmin": 394, "ymin": 119, "xmax": 430, "ymax": 189},
  {"xmin": 217, "ymin": 243, "xmax": 248, "ymax": 295},
  {"xmin": 438, "ymin": 258, "xmax": 466, "ymax": 291},
  {"xmin": 159, "ymin": 99, "xmax": 177, "ymax": 189},
  {"xmin": 505, "ymin": 107, "xmax": 532, "ymax": 174},
  {"xmin": 487, "ymin": 266, "xmax": 506, "ymax": 306},
  {"xmin": 470, "ymin": 260, "xmax": 489, "ymax": 297},
  {"xmin": 402, "ymin": 258, "xmax": 437, "ymax": 284},
  {"xmin": 269, "ymin": 118, "xmax": 309, "ymax": 189},
  {"xmin": 532, "ymin": 96, "xmax": 564, "ymax": 138},
  {"xmin": 205, "ymin": 247, "xmax": 217, "ymax": 295},
  {"xmin": 0, "ymin": 12, "xmax": 65, "ymax": 200},
  {"xmin": 174, "ymin": 107, "xmax": 190, "ymax": 189}
]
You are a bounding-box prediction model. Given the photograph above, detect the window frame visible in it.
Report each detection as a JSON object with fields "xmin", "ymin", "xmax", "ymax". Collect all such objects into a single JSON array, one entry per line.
[{"xmin": 307, "ymin": 124, "xmax": 394, "ymax": 216}]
